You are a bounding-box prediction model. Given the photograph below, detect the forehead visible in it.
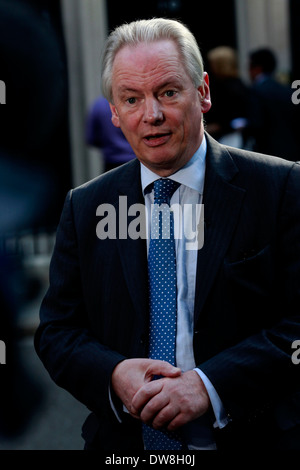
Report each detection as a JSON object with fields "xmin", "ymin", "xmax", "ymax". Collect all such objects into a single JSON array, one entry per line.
[{"xmin": 111, "ymin": 39, "xmax": 189, "ymax": 90}]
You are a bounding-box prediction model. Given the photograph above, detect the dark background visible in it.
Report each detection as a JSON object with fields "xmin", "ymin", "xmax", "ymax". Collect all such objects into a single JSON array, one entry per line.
[{"xmin": 106, "ymin": 0, "xmax": 237, "ymax": 70}]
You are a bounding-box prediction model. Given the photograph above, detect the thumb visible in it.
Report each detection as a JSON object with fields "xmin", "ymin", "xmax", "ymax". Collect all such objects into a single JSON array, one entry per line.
[{"xmin": 145, "ymin": 360, "xmax": 181, "ymax": 382}]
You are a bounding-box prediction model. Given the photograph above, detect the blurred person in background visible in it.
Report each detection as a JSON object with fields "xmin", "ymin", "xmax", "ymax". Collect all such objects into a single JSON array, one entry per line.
[
  {"xmin": 0, "ymin": 0, "xmax": 71, "ymax": 230},
  {"xmin": 247, "ymin": 47, "xmax": 300, "ymax": 161},
  {"xmin": 0, "ymin": 0, "xmax": 68, "ymax": 437},
  {"xmin": 86, "ymin": 96, "xmax": 136, "ymax": 172},
  {"xmin": 205, "ymin": 46, "xmax": 250, "ymax": 149}
]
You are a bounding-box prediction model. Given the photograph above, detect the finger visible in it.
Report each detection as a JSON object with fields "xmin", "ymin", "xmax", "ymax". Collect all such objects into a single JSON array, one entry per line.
[
  {"xmin": 151, "ymin": 403, "xmax": 180, "ymax": 430},
  {"xmin": 145, "ymin": 361, "xmax": 181, "ymax": 382},
  {"xmin": 140, "ymin": 390, "xmax": 170, "ymax": 425},
  {"xmin": 131, "ymin": 379, "xmax": 164, "ymax": 416},
  {"xmin": 167, "ymin": 412, "xmax": 188, "ymax": 431}
]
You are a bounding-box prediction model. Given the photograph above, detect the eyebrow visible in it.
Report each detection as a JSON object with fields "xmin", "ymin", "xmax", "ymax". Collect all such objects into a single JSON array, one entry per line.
[
  {"xmin": 118, "ymin": 79, "xmax": 182, "ymax": 95},
  {"xmin": 119, "ymin": 87, "xmax": 138, "ymax": 94}
]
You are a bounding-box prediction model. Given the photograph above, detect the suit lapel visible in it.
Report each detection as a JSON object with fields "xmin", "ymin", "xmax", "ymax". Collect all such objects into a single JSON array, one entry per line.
[
  {"xmin": 194, "ymin": 135, "xmax": 246, "ymax": 325},
  {"xmin": 114, "ymin": 159, "xmax": 149, "ymax": 322}
]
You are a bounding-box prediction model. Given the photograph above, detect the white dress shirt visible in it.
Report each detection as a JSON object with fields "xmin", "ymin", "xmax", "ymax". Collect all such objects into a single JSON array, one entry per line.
[{"xmin": 141, "ymin": 136, "xmax": 228, "ymax": 448}]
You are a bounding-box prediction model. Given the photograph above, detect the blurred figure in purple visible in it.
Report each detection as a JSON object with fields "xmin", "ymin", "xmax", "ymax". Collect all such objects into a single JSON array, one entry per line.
[{"xmin": 86, "ymin": 96, "xmax": 136, "ymax": 172}]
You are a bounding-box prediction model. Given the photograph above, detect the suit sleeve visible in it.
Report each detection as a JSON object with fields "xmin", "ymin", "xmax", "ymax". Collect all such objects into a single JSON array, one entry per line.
[
  {"xmin": 34, "ymin": 190, "xmax": 125, "ymax": 419},
  {"xmin": 198, "ymin": 162, "xmax": 300, "ymax": 423}
]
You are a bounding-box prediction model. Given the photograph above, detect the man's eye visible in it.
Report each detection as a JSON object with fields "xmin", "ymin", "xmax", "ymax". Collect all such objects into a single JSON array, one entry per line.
[
  {"xmin": 165, "ymin": 90, "xmax": 176, "ymax": 98},
  {"xmin": 127, "ymin": 97, "xmax": 136, "ymax": 104}
]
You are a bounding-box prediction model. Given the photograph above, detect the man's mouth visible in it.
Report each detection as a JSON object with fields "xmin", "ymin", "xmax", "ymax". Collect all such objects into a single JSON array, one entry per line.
[{"xmin": 143, "ymin": 132, "xmax": 171, "ymax": 146}]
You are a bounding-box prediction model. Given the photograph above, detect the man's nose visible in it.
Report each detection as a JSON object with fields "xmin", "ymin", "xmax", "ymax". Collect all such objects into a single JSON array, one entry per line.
[{"xmin": 143, "ymin": 98, "xmax": 163, "ymax": 124}]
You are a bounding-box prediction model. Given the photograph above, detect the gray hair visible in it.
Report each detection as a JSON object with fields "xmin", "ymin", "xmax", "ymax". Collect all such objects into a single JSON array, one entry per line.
[{"xmin": 101, "ymin": 18, "xmax": 204, "ymax": 103}]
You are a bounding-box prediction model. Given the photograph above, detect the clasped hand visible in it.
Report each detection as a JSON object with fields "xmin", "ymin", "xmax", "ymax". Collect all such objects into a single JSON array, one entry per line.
[{"xmin": 111, "ymin": 358, "xmax": 210, "ymax": 431}]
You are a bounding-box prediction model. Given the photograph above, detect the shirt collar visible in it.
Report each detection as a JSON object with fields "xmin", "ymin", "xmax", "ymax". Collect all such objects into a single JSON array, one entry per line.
[{"xmin": 141, "ymin": 135, "xmax": 207, "ymax": 195}]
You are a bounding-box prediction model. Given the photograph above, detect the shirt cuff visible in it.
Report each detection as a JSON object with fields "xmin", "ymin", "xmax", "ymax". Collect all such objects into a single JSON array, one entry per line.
[
  {"xmin": 108, "ymin": 383, "xmax": 123, "ymax": 423},
  {"xmin": 194, "ymin": 368, "xmax": 230, "ymax": 429}
]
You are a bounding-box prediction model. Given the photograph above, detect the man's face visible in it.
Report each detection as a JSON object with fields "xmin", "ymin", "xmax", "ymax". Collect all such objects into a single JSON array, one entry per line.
[{"xmin": 110, "ymin": 40, "xmax": 211, "ymax": 176}]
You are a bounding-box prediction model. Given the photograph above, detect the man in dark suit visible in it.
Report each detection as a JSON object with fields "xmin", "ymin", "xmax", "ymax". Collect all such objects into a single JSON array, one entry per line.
[
  {"xmin": 34, "ymin": 19, "xmax": 300, "ymax": 451},
  {"xmin": 247, "ymin": 47, "xmax": 300, "ymax": 161}
]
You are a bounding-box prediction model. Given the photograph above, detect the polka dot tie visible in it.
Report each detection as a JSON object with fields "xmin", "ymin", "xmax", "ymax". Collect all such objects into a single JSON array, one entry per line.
[{"xmin": 143, "ymin": 178, "xmax": 183, "ymax": 450}]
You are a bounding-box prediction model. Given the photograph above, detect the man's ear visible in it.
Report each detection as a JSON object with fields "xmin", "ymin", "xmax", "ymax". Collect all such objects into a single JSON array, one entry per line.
[
  {"xmin": 198, "ymin": 72, "xmax": 212, "ymax": 114},
  {"xmin": 109, "ymin": 103, "xmax": 121, "ymax": 128}
]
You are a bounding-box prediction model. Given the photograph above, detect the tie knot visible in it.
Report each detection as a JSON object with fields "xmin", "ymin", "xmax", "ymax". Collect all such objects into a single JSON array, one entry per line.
[{"xmin": 153, "ymin": 178, "xmax": 180, "ymax": 205}]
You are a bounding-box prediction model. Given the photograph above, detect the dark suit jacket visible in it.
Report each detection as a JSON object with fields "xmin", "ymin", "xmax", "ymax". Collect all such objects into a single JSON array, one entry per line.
[
  {"xmin": 34, "ymin": 134, "xmax": 300, "ymax": 450},
  {"xmin": 247, "ymin": 76, "xmax": 300, "ymax": 161}
]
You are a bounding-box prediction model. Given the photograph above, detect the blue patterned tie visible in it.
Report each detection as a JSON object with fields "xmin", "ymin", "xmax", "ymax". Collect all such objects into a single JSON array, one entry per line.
[{"xmin": 143, "ymin": 178, "xmax": 183, "ymax": 450}]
